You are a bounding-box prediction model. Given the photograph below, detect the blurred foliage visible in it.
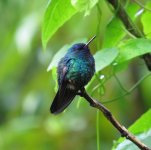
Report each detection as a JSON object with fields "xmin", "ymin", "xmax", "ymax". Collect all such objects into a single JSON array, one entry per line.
[{"xmin": 1, "ymin": 0, "xmax": 151, "ymax": 150}]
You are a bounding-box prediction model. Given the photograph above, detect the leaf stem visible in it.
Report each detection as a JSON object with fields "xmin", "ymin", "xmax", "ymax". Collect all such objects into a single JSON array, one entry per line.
[
  {"xmin": 133, "ymin": 0, "xmax": 151, "ymax": 13},
  {"xmin": 102, "ymin": 72, "xmax": 151, "ymax": 104}
]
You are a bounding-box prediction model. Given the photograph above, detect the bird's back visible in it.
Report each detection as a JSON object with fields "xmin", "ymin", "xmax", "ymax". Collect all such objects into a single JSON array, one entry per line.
[{"xmin": 58, "ymin": 49, "xmax": 95, "ymax": 88}]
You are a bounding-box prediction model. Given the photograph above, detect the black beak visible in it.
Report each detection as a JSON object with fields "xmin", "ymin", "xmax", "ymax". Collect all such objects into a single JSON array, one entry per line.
[{"xmin": 85, "ymin": 35, "xmax": 96, "ymax": 47}]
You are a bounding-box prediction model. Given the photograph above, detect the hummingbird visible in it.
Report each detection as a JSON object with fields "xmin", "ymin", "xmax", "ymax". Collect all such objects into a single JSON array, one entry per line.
[{"xmin": 50, "ymin": 36, "xmax": 96, "ymax": 114}]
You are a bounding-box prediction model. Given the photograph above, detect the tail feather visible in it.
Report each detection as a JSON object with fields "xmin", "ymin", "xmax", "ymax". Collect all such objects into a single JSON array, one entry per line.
[{"xmin": 50, "ymin": 88, "xmax": 77, "ymax": 114}]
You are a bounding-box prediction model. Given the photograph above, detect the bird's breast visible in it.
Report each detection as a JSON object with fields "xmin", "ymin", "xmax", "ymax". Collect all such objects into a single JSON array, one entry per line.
[{"xmin": 66, "ymin": 56, "xmax": 95, "ymax": 87}]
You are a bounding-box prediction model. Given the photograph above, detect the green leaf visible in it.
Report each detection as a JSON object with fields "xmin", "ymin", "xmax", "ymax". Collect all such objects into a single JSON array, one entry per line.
[
  {"xmin": 114, "ymin": 130, "xmax": 151, "ymax": 150},
  {"xmin": 103, "ymin": 18, "xmax": 125, "ymax": 48},
  {"xmin": 71, "ymin": 0, "xmax": 98, "ymax": 16},
  {"xmin": 141, "ymin": 2, "xmax": 151, "ymax": 39},
  {"xmin": 52, "ymin": 67, "xmax": 58, "ymax": 92},
  {"xmin": 94, "ymin": 48, "xmax": 119, "ymax": 72},
  {"xmin": 42, "ymin": 0, "xmax": 77, "ymax": 48},
  {"xmin": 129, "ymin": 109, "xmax": 151, "ymax": 134},
  {"xmin": 126, "ymin": 3, "xmax": 140, "ymax": 21},
  {"xmin": 47, "ymin": 45, "xmax": 68, "ymax": 71},
  {"xmin": 112, "ymin": 109, "xmax": 151, "ymax": 150},
  {"xmin": 115, "ymin": 38, "xmax": 151, "ymax": 64}
]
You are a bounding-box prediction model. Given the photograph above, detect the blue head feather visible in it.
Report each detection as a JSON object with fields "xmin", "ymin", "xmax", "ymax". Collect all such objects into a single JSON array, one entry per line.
[{"xmin": 68, "ymin": 43, "xmax": 89, "ymax": 53}]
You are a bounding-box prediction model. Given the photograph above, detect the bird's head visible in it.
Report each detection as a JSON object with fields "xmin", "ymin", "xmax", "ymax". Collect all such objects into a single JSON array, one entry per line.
[{"xmin": 68, "ymin": 36, "xmax": 96, "ymax": 53}]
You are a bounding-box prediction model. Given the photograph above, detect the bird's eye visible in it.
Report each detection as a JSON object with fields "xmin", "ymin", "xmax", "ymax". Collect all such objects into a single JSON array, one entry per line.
[
  {"xmin": 78, "ymin": 47, "xmax": 83, "ymax": 50},
  {"xmin": 78, "ymin": 45, "xmax": 85, "ymax": 50}
]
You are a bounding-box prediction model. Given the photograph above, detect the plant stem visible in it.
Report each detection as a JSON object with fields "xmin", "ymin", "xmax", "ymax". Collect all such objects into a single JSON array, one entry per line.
[
  {"xmin": 103, "ymin": 72, "xmax": 151, "ymax": 104},
  {"xmin": 96, "ymin": 110, "xmax": 100, "ymax": 150}
]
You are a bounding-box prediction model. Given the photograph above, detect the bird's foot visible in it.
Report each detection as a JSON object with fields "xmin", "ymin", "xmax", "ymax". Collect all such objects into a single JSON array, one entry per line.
[{"xmin": 77, "ymin": 88, "xmax": 86, "ymax": 97}]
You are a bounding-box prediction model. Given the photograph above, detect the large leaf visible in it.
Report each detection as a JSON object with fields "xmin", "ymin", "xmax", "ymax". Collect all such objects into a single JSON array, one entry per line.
[
  {"xmin": 42, "ymin": 0, "xmax": 77, "ymax": 48},
  {"xmin": 94, "ymin": 48, "xmax": 119, "ymax": 72},
  {"xmin": 113, "ymin": 130, "xmax": 151, "ymax": 150},
  {"xmin": 71, "ymin": 0, "xmax": 98, "ymax": 16},
  {"xmin": 129, "ymin": 109, "xmax": 151, "ymax": 134},
  {"xmin": 115, "ymin": 38, "xmax": 151, "ymax": 64},
  {"xmin": 103, "ymin": 18, "xmax": 125, "ymax": 48},
  {"xmin": 112, "ymin": 109, "xmax": 151, "ymax": 150},
  {"xmin": 47, "ymin": 45, "xmax": 68, "ymax": 71}
]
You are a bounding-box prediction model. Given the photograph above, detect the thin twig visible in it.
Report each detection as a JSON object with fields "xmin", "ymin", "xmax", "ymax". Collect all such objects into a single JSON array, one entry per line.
[
  {"xmin": 79, "ymin": 88, "xmax": 151, "ymax": 150},
  {"xmin": 107, "ymin": 0, "xmax": 151, "ymax": 71},
  {"xmin": 103, "ymin": 72, "xmax": 151, "ymax": 104},
  {"xmin": 113, "ymin": 73, "xmax": 128, "ymax": 92},
  {"xmin": 90, "ymin": 72, "xmax": 150, "ymax": 104},
  {"xmin": 133, "ymin": 0, "xmax": 151, "ymax": 13}
]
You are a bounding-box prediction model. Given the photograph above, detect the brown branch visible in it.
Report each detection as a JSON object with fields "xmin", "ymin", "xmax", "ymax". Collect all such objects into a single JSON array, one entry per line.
[
  {"xmin": 107, "ymin": 0, "xmax": 151, "ymax": 71},
  {"xmin": 79, "ymin": 88, "xmax": 151, "ymax": 150}
]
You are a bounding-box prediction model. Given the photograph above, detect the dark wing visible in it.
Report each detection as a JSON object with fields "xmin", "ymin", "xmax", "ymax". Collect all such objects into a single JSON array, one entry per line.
[
  {"xmin": 50, "ymin": 58, "xmax": 77, "ymax": 114},
  {"xmin": 50, "ymin": 82, "xmax": 77, "ymax": 114}
]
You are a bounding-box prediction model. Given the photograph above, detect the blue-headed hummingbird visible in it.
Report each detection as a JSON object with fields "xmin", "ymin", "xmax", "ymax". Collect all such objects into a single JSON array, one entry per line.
[{"xmin": 50, "ymin": 36, "xmax": 96, "ymax": 114}]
